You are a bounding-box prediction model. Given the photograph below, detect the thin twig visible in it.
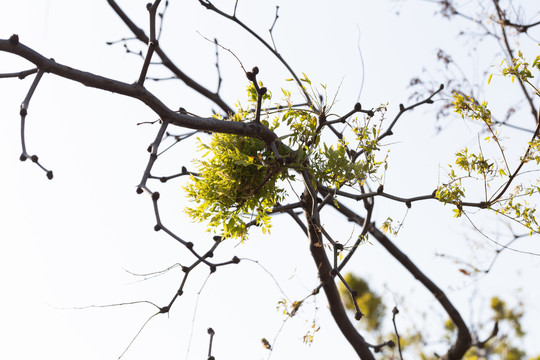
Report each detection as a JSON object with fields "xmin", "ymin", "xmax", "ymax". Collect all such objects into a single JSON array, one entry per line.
[
  {"xmin": 392, "ymin": 306, "xmax": 404, "ymax": 360},
  {"xmin": 269, "ymin": 6, "xmax": 280, "ymax": 52}
]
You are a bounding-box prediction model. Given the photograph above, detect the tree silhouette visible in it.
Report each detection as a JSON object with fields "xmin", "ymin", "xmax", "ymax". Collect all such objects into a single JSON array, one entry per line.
[{"xmin": 1, "ymin": 1, "xmax": 539, "ymax": 359}]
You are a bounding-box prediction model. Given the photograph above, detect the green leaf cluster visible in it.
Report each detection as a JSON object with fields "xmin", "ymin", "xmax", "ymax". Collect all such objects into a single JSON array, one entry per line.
[
  {"xmin": 441, "ymin": 49, "xmax": 540, "ymax": 232},
  {"xmin": 185, "ymin": 76, "xmax": 390, "ymax": 241},
  {"xmin": 312, "ymin": 141, "xmax": 363, "ymax": 187},
  {"xmin": 455, "ymin": 147, "xmax": 494, "ymax": 176},
  {"xmin": 185, "ymin": 132, "xmax": 287, "ymax": 241},
  {"xmin": 458, "ymin": 297, "xmax": 534, "ymax": 360},
  {"xmin": 452, "ymin": 93, "xmax": 492, "ymax": 125},
  {"xmin": 499, "ymin": 50, "xmax": 540, "ymax": 95},
  {"xmin": 435, "ymin": 181, "xmax": 465, "ymax": 210},
  {"xmin": 495, "ymin": 194, "xmax": 539, "ymax": 234}
]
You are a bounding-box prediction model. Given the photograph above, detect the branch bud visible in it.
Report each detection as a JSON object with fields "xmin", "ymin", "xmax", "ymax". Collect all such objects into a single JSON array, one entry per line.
[{"xmin": 9, "ymin": 34, "xmax": 19, "ymax": 45}]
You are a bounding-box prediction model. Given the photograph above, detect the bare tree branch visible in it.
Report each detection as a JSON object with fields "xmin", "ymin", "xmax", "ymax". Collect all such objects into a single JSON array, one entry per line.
[{"xmin": 330, "ymin": 199, "xmax": 472, "ymax": 360}]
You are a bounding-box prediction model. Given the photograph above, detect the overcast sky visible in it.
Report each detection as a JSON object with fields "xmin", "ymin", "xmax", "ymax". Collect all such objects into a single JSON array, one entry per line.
[{"xmin": 1, "ymin": 1, "xmax": 539, "ymax": 359}]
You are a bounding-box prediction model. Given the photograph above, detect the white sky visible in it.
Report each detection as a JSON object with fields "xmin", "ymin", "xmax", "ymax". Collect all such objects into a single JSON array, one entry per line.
[{"xmin": 1, "ymin": 1, "xmax": 540, "ymax": 359}]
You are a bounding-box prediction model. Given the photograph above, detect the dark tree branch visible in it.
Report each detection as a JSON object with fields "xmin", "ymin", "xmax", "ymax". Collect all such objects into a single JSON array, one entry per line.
[
  {"xmin": 269, "ymin": 6, "xmax": 280, "ymax": 51},
  {"xmin": 17, "ymin": 65, "xmax": 53, "ymax": 179},
  {"xmin": 246, "ymin": 66, "xmax": 267, "ymax": 123},
  {"xmin": 392, "ymin": 306, "xmax": 404, "ymax": 360},
  {"xmin": 198, "ymin": 0, "xmax": 313, "ymax": 106},
  {"xmin": 335, "ymin": 271, "xmax": 364, "ymax": 321},
  {"xmin": 136, "ymin": 0, "xmax": 161, "ymax": 86},
  {"xmin": 488, "ymin": 121, "xmax": 540, "ymax": 204},
  {"xmin": 330, "ymin": 199, "xmax": 472, "ymax": 360},
  {"xmin": 283, "ymin": 207, "xmax": 308, "ymax": 235},
  {"xmin": 0, "ymin": 67, "xmax": 37, "ymax": 79},
  {"xmin": 156, "ymin": 0, "xmax": 169, "ymax": 41},
  {"xmin": 300, "ymin": 171, "xmax": 375, "ymax": 360},
  {"xmin": 0, "ymin": 38, "xmax": 277, "ymax": 143},
  {"xmin": 353, "ymin": 84, "xmax": 444, "ymax": 162},
  {"xmin": 501, "ymin": 19, "xmax": 540, "ymax": 33},
  {"xmin": 491, "ymin": 0, "xmax": 538, "ymax": 123},
  {"xmin": 476, "ymin": 321, "xmax": 498, "ymax": 348},
  {"xmin": 213, "ymin": 38, "xmax": 223, "ymax": 94},
  {"xmin": 207, "ymin": 328, "xmax": 216, "ymax": 360},
  {"xmin": 318, "ymin": 183, "xmax": 436, "ymax": 207},
  {"xmin": 107, "ymin": 0, "xmax": 235, "ymax": 115}
]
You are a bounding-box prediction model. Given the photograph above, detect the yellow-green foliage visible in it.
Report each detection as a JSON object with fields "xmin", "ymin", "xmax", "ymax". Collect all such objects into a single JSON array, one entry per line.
[
  {"xmin": 185, "ymin": 133, "xmax": 287, "ymax": 241},
  {"xmin": 439, "ymin": 49, "xmax": 540, "ymax": 233},
  {"xmin": 491, "ymin": 297, "xmax": 525, "ymax": 338},
  {"xmin": 185, "ymin": 77, "xmax": 389, "ymax": 241},
  {"xmin": 442, "ymin": 297, "xmax": 535, "ymax": 360}
]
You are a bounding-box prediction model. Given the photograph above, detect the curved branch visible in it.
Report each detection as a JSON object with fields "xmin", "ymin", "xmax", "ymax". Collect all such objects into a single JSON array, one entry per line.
[
  {"xmin": 198, "ymin": 0, "xmax": 312, "ymax": 106},
  {"xmin": 300, "ymin": 174, "xmax": 375, "ymax": 360},
  {"xmin": 352, "ymin": 84, "xmax": 444, "ymax": 163},
  {"xmin": 0, "ymin": 37, "xmax": 277, "ymax": 143},
  {"xmin": 330, "ymin": 199, "xmax": 472, "ymax": 360},
  {"xmin": 492, "ymin": 0, "xmax": 538, "ymax": 123},
  {"xmin": 107, "ymin": 0, "xmax": 234, "ymax": 115}
]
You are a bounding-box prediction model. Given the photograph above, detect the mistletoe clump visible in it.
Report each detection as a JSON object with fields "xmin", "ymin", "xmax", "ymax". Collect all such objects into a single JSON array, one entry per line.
[
  {"xmin": 185, "ymin": 75, "xmax": 391, "ymax": 241},
  {"xmin": 185, "ymin": 130, "xmax": 288, "ymax": 241}
]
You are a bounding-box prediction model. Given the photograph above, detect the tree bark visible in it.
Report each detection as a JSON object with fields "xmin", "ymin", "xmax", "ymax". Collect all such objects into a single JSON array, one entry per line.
[
  {"xmin": 301, "ymin": 188, "xmax": 375, "ymax": 360},
  {"xmin": 331, "ymin": 199, "xmax": 472, "ymax": 360},
  {"xmin": 0, "ymin": 38, "xmax": 277, "ymax": 143}
]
